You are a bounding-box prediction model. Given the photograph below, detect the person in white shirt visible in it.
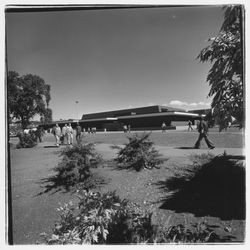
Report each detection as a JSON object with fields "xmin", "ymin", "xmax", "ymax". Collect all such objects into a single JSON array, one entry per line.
[
  {"xmin": 61, "ymin": 124, "xmax": 67, "ymax": 144},
  {"xmin": 53, "ymin": 124, "xmax": 61, "ymax": 147},
  {"xmin": 66, "ymin": 123, "xmax": 74, "ymax": 145}
]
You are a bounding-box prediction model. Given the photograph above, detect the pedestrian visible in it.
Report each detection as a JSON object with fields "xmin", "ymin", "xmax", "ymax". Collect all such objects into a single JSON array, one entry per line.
[
  {"xmin": 161, "ymin": 122, "xmax": 167, "ymax": 132},
  {"xmin": 61, "ymin": 124, "xmax": 67, "ymax": 144},
  {"xmin": 36, "ymin": 126, "xmax": 43, "ymax": 142},
  {"xmin": 194, "ymin": 117, "xmax": 215, "ymax": 149},
  {"xmin": 87, "ymin": 127, "xmax": 91, "ymax": 134},
  {"xmin": 91, "ymin": 127, "xmax": 96, "ymax": 134},
  {"xmin": 187, "ymin": 120, "xmax": 193, "ymax": 131},
  {"xmin": 196, "ymin": 120, "xmax": 200, "ymax": 130},
  {"xmin": 76, "ymin": 122, "xmax": 82, "ymax": 143},
  {"xmin": 53, "ymin": 124, "xmax": 61, "ymax": 147},
  {"xmin": 123, "ymin": 125, "xmax": 128, "ymax": 133},
  {"xmin": 66, "ymin": 123, "xmax": 74, "ymax": 145},
  {"xmin": 128, "ymin": 124, "xmax": 131, "ymax": 133}
]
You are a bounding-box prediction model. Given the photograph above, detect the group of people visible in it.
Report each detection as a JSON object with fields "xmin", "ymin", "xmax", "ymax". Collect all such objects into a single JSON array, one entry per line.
[
  {"xmin": 52, "ymin": 123, "xmax": 82, "ymax": 147},
  {"xmin": 123, "ymin": 124, "xmax": 131, "ymax": 133},
  {"xmin": 51, "ymin": 118, "xmax": 214, "ymax": 149},
  {"xmin": 22, "ymin": 126, "xmax": 44, "ymax": 142},
  {"xmin": 87, "ymin": 127, "xmax": 97, "ymax": 134}
]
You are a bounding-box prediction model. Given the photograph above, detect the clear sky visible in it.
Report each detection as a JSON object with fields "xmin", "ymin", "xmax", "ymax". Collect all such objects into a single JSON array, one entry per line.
[{"xmin": 6, "ymin": 5, "xmax": 225, "ymax": 120}]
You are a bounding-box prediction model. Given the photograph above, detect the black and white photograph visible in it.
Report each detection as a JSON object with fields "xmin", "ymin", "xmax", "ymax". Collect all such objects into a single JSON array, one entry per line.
[{"xmin": 4, "ymin": 2, "xmax": 246, "ymax": 245}]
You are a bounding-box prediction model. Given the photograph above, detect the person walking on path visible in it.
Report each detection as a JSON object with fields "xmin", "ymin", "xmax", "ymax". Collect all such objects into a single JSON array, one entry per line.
[
  {"xmin": 194, "ymin": 117, "xmax": 215, "ymax": 149},
  {"xmin": 187, "ymin": 120, "xmax": 193, "ymax": 131},
  {"xmin": 123, "ymin": 125, "xmax": 128, "ymax": 133},
  {"xmin": 128, "ymin": 124, "xmax": 131, "ymax": 133},
  {"xmin": 61, "ymin": 124, "xmax": 67, "ymax": 144},
  {"xmin": 66, "ymin": 123, "xmax": 74, "ymax": 145},
  {"xmin": 161, "ymin": 122, "xmax": 167, "ymax": 132},
  {"xmin": 35, "ymin": 126, "xmax": 43, "ymax": 142},
  {"xmin": 53, "ymin": 124, "xmax": 61, "ymax": 147},
  {"xmin": 76, "ymin": 122, "xmax": 82, "ymax": 143}
]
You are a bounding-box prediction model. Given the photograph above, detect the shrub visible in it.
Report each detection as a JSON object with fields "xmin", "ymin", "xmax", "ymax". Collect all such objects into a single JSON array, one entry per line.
[
  {"xmin": 16, "ymin": 131, "xmax": 37, "ymax": 148},
  {"xmin": 52, "ymin": 143, "xmax": 103, "ymax": 188},
  {"xmin": 60, "ymin": 142, "xmax": 102, "ymax": 167},
  {"xmin": 153, "ymin": 221, "xmax": 217, "ymax": 243},
  {"xmin": 114, "ymin": 132, "xmax": 163, "ymax": 171},
  {"xmin": 40, "ymin": 190, "xmax": 220, "ymax": 244},
  {"xmin": 40, "ymin": 190, "xmax": 128, "ymax": 244}
]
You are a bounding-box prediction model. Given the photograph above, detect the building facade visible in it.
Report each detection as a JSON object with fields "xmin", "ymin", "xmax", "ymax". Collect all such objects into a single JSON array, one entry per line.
[{"xmin": 43, "ymin": 105, "xmax": 209, "ymax": 131}]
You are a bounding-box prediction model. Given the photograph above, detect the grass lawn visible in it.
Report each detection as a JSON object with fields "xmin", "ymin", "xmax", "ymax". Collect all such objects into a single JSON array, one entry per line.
[
  {"xmin": 8, "ymin": 128, "xmax": 245, "ymax": 244},
  {"xmin": 43, "ymin": 127, "xmax": 244, "ymax": 148}
]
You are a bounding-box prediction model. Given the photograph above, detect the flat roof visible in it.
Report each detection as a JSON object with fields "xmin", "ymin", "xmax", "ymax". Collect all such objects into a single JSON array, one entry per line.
[{"xmin": 117, "ymin": 111, "xmax": 201, "ymax": 120}]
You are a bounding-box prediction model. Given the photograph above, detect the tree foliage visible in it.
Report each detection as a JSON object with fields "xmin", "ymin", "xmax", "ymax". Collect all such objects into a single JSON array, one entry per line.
[
  {"xmin": 7, "ymin": 71, "xmax": 51, "ymax": 129},
  {"xmin": 41, "ymin": 108, "xmax": 53, "ymax": 124},
  {"xmin": 197, "ymin": 6, "xmax": 244, "ymax": 130}
]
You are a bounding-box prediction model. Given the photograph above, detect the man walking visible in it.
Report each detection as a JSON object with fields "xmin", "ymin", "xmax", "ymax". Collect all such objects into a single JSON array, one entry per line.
[
  {"xmin": 187, "ymin": 120, "xmax": 193, "ymax": 131},
  {"xmin": 66, "ymin": 123, "xmax": 74, "ymax": 145},
  {"xmin": 161, "ymin": 122, "xmax": 167, "ymax": 132},
  {"xmin": 123, "ymin": 125, "xmax": 128, "ymax": 133},
  {"xmin": 76, "ymin": 122, "xmax": 82, "ymax": 143},
  {"xmin": 61, "ymin": 124, "xmax": 67, "ymax": 144},
  {"xmin": 194, "ymin": 117, "xmax": 215, "ymax": 149},
  {"xmin": 54, "ymin": 123, "xmax": 61, "ymax": 147}
]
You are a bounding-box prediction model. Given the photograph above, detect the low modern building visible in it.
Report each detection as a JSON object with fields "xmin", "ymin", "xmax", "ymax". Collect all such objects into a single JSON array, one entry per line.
[
  {"xmin": 77, "ymin": 105, "xmax": 206, "ymax": 131},
  {"xmin": 43, "ymin": 105, "xmax": 209, "ymax": 131}
]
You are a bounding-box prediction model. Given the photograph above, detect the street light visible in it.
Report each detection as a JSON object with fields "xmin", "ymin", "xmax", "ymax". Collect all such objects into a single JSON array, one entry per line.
[{"xmin": 75, "ymin": 101, "xmax": 79, "ymax": 120}]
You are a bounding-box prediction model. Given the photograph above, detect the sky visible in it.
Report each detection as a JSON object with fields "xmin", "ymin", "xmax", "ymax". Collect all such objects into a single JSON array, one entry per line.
[{"xmin": 6, "ymin": 5, "xmax": 225, "ymax": 120}]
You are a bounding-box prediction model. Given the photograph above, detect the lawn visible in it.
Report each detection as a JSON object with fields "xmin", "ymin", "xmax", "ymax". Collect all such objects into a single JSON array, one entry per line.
[
  {"xmin": 43, "ymin": 127, "xmax": 244, "ymax": 148},
  {"xmin": 9, "ymin": 129, "xmax": 245, "ymax": 244},
  {"xmin": 82, "ymin": 128, "xmax": 244, "ymax": 148}
]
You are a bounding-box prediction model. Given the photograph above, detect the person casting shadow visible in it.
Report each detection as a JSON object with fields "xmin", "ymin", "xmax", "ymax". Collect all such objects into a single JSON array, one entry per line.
[{"xmin": 194, "ymin": 116, "xmax": 215, "ymax": 149}]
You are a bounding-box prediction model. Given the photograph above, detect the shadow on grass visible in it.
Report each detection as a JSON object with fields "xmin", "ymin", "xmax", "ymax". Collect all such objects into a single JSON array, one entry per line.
[
  {"xmin": 174, "ymin": 146, "xmax": 195, "ymax": 149},
  {"xmin": 155, "ymin": 154, "xmax": 245, "ymax": 220},
  {"xmin": 43, "ymin": 145, "xmax": 61, "ymax": 148},
  {"xmin": 36, "ymin": 171, "xmax": 108, "ymax": 196},
  {"xmin": 106, "ymin": 158, "xmax": 169, "ymax": 172}
]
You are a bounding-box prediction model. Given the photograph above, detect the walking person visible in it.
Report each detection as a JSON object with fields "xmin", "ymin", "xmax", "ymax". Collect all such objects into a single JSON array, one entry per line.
[
  {"xmin": 187, "ymin": 120, "xmax": 193, "ymax": 131},
  {"xmin": 61, "ymin": 124, "xmax": 67, "ymax": 144},
  {"xmin": 123, "ymin": 125, "xmax": 128, "ymax": 133},
  {"xmin": 196, "ymin": 120, "xmax": 200, "ymax": 130},
  {"xmin": 128, "ymin": 124, "xmax": 131, "ymax": 133},
  {"xmin": 66, "ymin": 123, "xmax": 74, "ymax": 145},
  {"xmin": 194, "ymin": 117, "xmax": 215, "ymax": 149},
  {"xmin": 76, "ymin": 122, "xmax": 82, "ymax": 143},
  {"xmin": 53, "ymin": 123, "xmax": 61, "ymax": 147},
  {"xmin": 36, "ymin": 126, "xmax": 43, "ymax": 142},
  {"xmin": 161, "ymin": 122, "xmax": 167, "ymax": 132}
]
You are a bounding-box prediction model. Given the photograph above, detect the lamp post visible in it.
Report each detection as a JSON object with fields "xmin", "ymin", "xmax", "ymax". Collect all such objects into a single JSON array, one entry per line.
[{"xmin": 75, "ymin": 101, "xmax": 79, "ymax": 120}]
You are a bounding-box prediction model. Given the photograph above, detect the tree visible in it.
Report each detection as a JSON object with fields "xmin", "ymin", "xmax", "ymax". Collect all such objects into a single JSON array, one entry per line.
[
  {"xmin": 7, "ymin": 71, "xmax": 51, "ymax": 129},
  {"xmin": 197, "ymin": 6, "xmax": 244, "ymax": 131},
  {"xmin": 40, "ymin": 108, "xmax": 53, "ymax": 124}
]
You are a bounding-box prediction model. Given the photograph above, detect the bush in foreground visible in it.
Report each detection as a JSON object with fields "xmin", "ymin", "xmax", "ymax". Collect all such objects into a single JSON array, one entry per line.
[
  {"xmin": 40, "ymin": 190, "xmax": 220, "ymax": 244},
  {"xmin": 114, "ymin": 132, "xmax": 163, "ymax": 171}
]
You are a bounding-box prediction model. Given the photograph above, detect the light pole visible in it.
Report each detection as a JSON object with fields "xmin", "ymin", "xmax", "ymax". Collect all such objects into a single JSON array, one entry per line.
[{"xmin": 75, "ymin": 101, "xmax": 79, "ymax": 120}]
